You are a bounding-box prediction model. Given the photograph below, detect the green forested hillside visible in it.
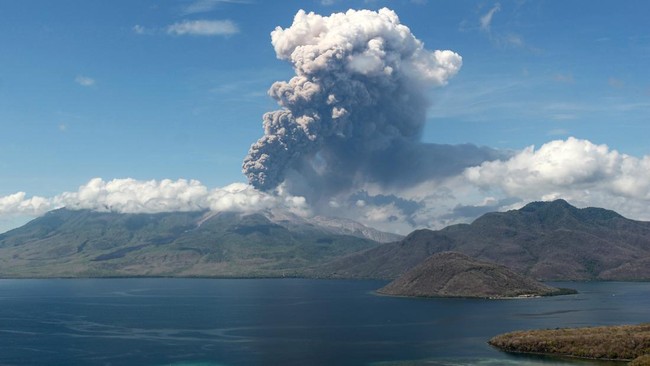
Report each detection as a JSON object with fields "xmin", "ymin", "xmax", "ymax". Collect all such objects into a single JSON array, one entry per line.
[{"xmin": 0, "ymin": 209, "xmax": 378, "ymax": 278}]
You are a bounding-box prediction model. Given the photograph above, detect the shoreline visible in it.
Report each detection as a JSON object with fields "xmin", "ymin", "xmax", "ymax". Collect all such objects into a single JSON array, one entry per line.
[
  {"xmin": 1, "ymin": 274, "xmax": 649, "ymax": 283},
  {"xmin": 489, "ymin": 346, "xmax": 632, "ymax": 363},
  {"xmin": 489, "ymin": 324, "xmax": 650, "ymax": 364}
]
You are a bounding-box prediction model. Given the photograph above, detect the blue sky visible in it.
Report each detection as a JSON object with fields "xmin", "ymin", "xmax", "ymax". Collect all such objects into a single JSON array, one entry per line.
[{"xmin": 1, "ymin": 0, "xmax": 649, "ymax": 233}]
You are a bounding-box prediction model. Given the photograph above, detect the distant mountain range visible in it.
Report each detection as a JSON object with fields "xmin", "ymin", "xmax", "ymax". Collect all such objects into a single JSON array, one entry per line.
[
  {"xmin": 2, "ymin": 199, "xmax": 650, "ymax": 281},
  {"xmin": 318, "ymin": 199, "xmax": 650, "ymax": 281},
  {"xmin": 0, "ymin": 208, "xmax": 392, "ymax": 278}
]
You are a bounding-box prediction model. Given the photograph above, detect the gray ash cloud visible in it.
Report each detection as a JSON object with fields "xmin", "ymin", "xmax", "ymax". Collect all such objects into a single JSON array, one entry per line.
[{"xmin": 242, "ymin": 8, "xmax": 464, "ymax": 195}]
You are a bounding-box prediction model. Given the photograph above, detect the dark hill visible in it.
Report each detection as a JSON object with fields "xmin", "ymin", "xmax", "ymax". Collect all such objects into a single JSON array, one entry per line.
[
  {"xmin": 0, "ymin": 208, "xmax": 382, "ymax": 278},
  {"xmin": 318, "ymin": 200, "xmax": 650, "ymax": 281},
  {"xmin": 378, "ymin": 252, "xmax": 572, "ymax": 298}
]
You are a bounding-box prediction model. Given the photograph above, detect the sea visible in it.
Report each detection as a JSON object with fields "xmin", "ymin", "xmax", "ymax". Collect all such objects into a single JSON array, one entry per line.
[{"xmin": 0, "ymin": 279, "xmax": 648, "ymax": 366}]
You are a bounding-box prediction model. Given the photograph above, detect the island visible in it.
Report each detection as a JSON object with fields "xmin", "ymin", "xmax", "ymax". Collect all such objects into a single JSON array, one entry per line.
[
  {"xmin": 377, "ymin": 251, "xmax": 575, "ymax": 299},
  {"xmin": 489, "ymin": 324, "xmax": 650, "ymax": 364}
]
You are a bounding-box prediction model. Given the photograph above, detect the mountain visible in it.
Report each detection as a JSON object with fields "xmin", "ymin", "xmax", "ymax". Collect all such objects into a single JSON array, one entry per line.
[
  {"xmin": 261, "ymin": 210, "xmax": 403, "ymax": 244},
  {"xmin": 378, "ymin": 252, "xmax": 573, "ymax": 298},
  {"xmin": 318, "ymin": 200, "xmax": 650, "ymax": 281},
  {"xmin": 0, "ymin": 208, "xmax": 386, "ymax": 278}
]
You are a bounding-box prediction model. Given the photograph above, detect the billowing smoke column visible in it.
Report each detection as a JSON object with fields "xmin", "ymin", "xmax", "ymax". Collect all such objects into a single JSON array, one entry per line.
[{"xmin": 243, "ymin": 8, "xmax": 462, "ymax": 194}]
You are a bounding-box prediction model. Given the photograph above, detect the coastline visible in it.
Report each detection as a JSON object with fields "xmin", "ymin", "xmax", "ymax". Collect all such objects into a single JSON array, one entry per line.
[{"xmin": 489, "ymin": 324, "xmax": 650, "ymax": 364}]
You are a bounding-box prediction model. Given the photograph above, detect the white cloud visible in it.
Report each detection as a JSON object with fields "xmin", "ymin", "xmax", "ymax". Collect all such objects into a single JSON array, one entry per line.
[
  {"xmin": 74, "ymin": 75, "xmax": 95, "ymax": 87},
  {"xmin": 466, "ymin": 138, "xmax": 620, "ymax": 194},
  {"xmin": 0, "ymin": 178, "xmax": 308, "ymax": 221},
  {"xmin": 167, "ymin": 19, "xmax": 239, "ymax": 36},
  {"xmin": 480, "ymin": 3, "xmax": 501, "ymax": 31},
  {"xmin": 135, "ymin": 20, "xmax": 240, "ymax": 37},
  {"xmin": 473, "ymin": 3, "xmax": 530, "ymax": 50},
  {"xmin": 207, "ymin": 182, "xmax": 308, "ymax": 215},
  {"xmin": 363, "ymin": 204, "xmax": 406, "ymax": 224},
  {"xmin": 0, "ymin": 192, "xmax": 51, "ymax": 217},
  {"xmin": 133, "ymin": 25, "xmax": 151, "ymax": 35},
  {"xmin": 464, "ymin": 137, "xmax": 650, "ymax": 219},
  {"xmin": 61, "ymin": 178, "xmax": 209, "ymax": 213}
]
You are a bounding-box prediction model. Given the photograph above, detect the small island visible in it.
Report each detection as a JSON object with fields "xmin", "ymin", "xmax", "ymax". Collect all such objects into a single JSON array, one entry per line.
[
  {"xmin": 488, "ymin": 324, "xmax": 650, "ymax": 364},
  {"xmin": 377, "ymin": 251, "xmax": 575, "ymax": 299}
]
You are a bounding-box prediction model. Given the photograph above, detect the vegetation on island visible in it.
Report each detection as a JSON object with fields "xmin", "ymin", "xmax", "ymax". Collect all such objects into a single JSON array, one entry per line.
[
  {"xmin": 488, "ymin": 324, "xmax": 650, "ymax": 364},
  {"xmin": 377, "ymin": 251, "xmax": 575, "ymax": 299},
  {"xmin": 630, "ymin": 355, "xmax": 650, "ymax": 365}
]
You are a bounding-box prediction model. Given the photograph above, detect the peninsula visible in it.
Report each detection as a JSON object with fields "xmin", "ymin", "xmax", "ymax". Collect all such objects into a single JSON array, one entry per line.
[{"xmin": 489, "ymin": 324, "xmax": 650, "ymax": 364}]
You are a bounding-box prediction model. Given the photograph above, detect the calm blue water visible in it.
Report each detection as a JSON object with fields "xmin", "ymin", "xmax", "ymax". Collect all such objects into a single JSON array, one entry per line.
[{"xmin": 0, "ymin": 279, "xmax": 648, "ymax": 366}]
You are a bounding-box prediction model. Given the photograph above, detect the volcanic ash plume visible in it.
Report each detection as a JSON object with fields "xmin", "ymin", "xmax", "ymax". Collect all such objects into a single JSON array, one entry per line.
[{"xmin": 243, "ymin": 8, "xmax": 462, "ymax": 192}]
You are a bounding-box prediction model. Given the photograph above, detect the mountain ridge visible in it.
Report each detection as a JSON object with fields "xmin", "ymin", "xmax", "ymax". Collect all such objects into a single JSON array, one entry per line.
[
  {"xmin": 0, "ymin": 208, "xmax": 386, "ymax": 278},
  {"xmin": 317, "ymin": 200, "xmax": 650, "ymax": 281},
  {"xmin": 3, "ymin": 200, "xmax": 650, "ymax": 281}
]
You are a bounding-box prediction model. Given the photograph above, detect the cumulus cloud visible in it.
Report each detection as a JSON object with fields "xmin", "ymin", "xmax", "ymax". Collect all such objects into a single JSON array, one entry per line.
[
  {"xmin": 167, "ymin": 19, "xmax": 239, "ymax": 36},
  {"xmin": 60, "ymin": 178, "xmax": 209, "ymax": 213},
  {"xmin": 243, "ymin": 8, "xmax": 464, "ymax": 198},
  {"xmin": 467, "ymin": 138, "xmax": 619, "ymax": 195},
  {"xmin": 206, "ymin": 182, "xmax": 308, "ymax": 214},
  {"xmin": 464, "ymin": 137, "xmax": 650, "ymax": 219},
  {"xmin": 0, "ymin": 192, "xmax": 52, "ymax": 217},
  {"xmin": 0, "ymin": 178, "xmax": 308, "ymax": 220}
]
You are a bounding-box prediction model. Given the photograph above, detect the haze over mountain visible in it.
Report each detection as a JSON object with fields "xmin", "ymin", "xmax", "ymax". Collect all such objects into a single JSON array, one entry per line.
[
  {"xmin": 0, "ymin": 208, "xmax": 388, "ymax": 278},
  {"xmin": 319, "ymin": 199, "xmax": 650, "ymax": 281}
]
